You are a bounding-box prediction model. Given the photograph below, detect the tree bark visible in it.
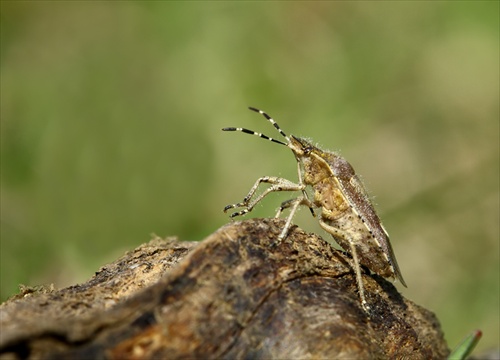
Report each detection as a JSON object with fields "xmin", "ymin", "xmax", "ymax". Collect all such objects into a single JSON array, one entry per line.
[{"xmin": 0, "ymin": 218, "xmax": 449, "ymax": 359}]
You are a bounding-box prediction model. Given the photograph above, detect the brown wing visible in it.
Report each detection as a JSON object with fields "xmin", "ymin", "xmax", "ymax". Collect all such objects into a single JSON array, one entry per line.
[{"xmin": 326, "ymin": 153, "xmax": 406, "ymax": 286}]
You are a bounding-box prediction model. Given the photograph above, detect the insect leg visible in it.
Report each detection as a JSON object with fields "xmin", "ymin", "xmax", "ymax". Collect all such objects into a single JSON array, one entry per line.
[
  {"xmin": 223, "ymin": 176, "xmax": 304, "ymax": 218},
  {"xmin": 318, "ymin": 220, "xmax": 369, "ymax": 310},
  {"xmin": 293, "ymin": 159, "xmax": 315, "ymax": 217},
  {"xmin": 275, "ymin": 196, "xmax": 315, "ymax": 243},
  {"xmin": 223, "ymin": 177, "xmax": 271, "ymax": 213},
  {"xmin": 276, "ymin": 197, "xmax": 315, "ymax": 218},
  {"xmin": 275, "ymin": 198, "xmax": 297, "ymax": 218}
]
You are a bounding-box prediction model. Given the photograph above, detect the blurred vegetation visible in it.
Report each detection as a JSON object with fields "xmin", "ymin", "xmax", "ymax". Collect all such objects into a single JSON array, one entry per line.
[{"xmin": 1, "ymin": 1, "xmax": 498, "ymax": 353}]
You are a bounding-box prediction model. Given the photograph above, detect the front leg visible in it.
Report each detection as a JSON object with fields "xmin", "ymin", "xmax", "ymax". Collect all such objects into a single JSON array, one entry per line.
[{"xmin": 223, "ymin": 176, "xmax": 304, "ymax": 218}]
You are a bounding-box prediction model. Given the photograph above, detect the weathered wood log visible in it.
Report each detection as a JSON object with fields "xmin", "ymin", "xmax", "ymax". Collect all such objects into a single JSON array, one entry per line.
[{"xmin": 0, "ymin": 218, "xmax": 449, "ymax": 359}]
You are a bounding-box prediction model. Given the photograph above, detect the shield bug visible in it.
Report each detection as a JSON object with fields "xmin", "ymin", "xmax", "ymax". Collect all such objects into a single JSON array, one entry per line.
[{"xmin": 222, "ymin": 107, "xmax": 406, "ymax": 309}]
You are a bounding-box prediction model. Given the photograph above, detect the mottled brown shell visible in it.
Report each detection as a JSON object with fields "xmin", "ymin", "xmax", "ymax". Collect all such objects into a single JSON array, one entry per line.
[{"xmin": 292, "ymin": 136, "xmax": 406, "ymax": 286}]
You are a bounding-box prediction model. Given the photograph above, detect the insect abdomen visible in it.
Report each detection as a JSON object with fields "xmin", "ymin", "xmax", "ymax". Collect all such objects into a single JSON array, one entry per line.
[
  {"xmin": 313, "ymin": 177, "xmax": 395, "ymax": 279},
  {"xmin": 325, "ymin": 214, "xmax": 395, "ymax": 279}
]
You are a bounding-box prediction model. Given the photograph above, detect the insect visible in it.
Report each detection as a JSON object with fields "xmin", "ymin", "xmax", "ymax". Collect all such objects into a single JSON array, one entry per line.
[{"xmin": 222, "ymin": 107, "xmax": 406, "ymax": 309}]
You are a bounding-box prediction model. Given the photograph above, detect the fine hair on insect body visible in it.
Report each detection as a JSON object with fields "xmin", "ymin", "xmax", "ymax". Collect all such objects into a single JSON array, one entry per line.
[{"xmin": 222, "ymin": 107, "xmax": 406, "ymax": 310}]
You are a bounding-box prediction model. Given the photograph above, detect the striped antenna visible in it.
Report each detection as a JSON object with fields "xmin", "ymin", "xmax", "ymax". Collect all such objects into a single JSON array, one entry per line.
[{"xmin": 221, "ymin": 107, "xmax": 290, "ymax": 146}]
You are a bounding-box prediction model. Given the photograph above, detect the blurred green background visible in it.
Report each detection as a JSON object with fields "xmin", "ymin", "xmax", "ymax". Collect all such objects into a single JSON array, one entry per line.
[{"xmin": 1, "ymin": 1, "xmax": 498, "ymax": 353}]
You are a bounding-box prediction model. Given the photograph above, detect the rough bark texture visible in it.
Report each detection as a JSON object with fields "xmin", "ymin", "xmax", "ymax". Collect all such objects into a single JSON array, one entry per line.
[{"xmin": 0, "ymin": 218, "xmax": 449, "ymax": 359}]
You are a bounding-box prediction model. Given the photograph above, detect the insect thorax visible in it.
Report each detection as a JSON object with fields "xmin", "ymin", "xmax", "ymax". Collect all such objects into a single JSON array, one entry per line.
[{"xmin": 301, "ymin": 150, "xmax": 332, "ymax": 185}]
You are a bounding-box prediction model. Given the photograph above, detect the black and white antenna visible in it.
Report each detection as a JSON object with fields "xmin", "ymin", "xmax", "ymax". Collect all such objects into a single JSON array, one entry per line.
[{"xmin": 222, "ymin": 107, "xmax": 290, "ymax": 146}]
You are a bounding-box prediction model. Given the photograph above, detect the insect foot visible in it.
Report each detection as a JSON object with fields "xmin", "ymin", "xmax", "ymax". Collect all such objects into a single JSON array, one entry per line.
[{"xmin": 222, "ymin": 107, "xmax": 407, "ymax": 311}]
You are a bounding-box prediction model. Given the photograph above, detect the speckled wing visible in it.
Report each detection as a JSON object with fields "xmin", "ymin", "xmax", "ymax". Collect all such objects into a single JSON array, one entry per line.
[{"xmin": 327, "ymin": 153, "xmax": 406, "ymax": 286}]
